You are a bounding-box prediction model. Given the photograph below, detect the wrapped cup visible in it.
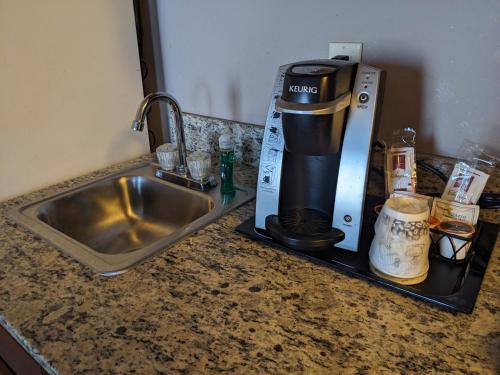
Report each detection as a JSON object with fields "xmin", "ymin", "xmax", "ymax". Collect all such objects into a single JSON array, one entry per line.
[
  {"xmin": 187, "ymin": 151, "xmax": 211, "ymax": 181},
  {"xmin": 156, "ymin": 143, "xmax": 178, "ymax": 171},
  {"xmin": 369, "ymin": 197, "xmax": 430, "ymax": 284}
]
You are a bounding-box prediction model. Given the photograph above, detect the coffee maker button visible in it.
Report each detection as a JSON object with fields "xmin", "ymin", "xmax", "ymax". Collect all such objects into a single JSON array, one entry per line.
[
  {"xmin": 344, "ymin": 215, "xmax": 352, "ymax": 223},
  {"xmin": 358, "ymin": 93, "xmax": 370, "ymax": 104}
]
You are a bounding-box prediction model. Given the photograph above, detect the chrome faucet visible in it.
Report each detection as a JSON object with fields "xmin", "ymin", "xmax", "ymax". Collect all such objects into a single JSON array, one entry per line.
[{"xmin": 132, "ymin": 92, "xmax": 188, "ymax": 174}]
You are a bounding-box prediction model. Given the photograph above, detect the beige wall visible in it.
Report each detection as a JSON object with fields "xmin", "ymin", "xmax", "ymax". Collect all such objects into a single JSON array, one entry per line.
[
  {"xmin": 157, "ymin": 0, "xmax": 500, "ymax": 158},
  {"xmin": 0, "ymin": 1, "xmax": 149, "ymax": 201}
]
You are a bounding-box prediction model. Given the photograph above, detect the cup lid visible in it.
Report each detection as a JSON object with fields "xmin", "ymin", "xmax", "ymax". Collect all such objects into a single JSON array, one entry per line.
[{"xmin": 436, "ymin": 220, "xmax": 475, "ymax": 237}]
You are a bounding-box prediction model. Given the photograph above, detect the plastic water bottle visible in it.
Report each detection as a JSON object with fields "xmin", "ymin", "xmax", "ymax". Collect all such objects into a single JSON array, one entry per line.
[{"xmin": 219, "ymin": 132, "xmax": 235, "ymax": 194}]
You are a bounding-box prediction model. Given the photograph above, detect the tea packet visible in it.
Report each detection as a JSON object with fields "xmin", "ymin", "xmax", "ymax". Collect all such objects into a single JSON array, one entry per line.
[{"xmin": 385, "ymin": 128, "xmax": 417, "ymax": 195}]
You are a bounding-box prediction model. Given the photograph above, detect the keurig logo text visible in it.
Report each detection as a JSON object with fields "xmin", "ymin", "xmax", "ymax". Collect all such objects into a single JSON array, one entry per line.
[{"xmin": 288, "ymin": 86, "xmax": 318, "ymax": 94}]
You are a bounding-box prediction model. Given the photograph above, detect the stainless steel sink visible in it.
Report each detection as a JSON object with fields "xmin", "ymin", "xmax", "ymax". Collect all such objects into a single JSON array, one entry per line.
[{"xmin": 10, "ymin": 163, "xmax": 255, "ymax": 275}]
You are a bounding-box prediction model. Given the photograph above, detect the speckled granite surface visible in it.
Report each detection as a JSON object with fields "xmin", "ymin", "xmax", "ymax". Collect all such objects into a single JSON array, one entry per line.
[
  {"xmin": 0, "ymin": 146, "xmax": 499, "ymax": 374},
  {"xmin": 168, "ymin": 112, "xmax": 263, "ymax": 167}
]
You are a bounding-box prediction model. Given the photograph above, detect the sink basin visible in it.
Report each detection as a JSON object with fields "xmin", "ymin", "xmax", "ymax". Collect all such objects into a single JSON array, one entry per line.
[
  {"xmin": 37, "ymin": 176, "xmax": 214, "ymax": 255},
  {"xmin": 10, "ymin": 163, "xmax": 254, "ymax": 275}
]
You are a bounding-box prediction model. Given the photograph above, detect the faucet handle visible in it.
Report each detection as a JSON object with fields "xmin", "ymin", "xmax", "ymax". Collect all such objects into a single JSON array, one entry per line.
[{"xmin": 186, "ymin": 151, "xmax": 211, "ymax": 181}]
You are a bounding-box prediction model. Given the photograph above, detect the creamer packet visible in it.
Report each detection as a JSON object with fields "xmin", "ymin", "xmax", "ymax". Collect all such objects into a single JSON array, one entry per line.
[{"xmin": 430, "ymin": 198, "xmax": 479, "ymax": 226}]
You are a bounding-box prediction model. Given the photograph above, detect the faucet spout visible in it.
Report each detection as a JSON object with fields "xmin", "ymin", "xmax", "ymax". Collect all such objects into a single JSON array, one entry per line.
[
  {"xmin": 131, "ymin": 119, "xmax": 144, "ymax": 132},
  {"xmin": 132, "ymin": 92, "xmax": 188, "ymax": 174}
]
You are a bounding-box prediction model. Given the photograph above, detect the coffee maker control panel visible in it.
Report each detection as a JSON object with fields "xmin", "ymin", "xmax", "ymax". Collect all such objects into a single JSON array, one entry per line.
[
  {"xmin": 333, "ymin": 65, "xmax": 383, "ymax": 251},
  {"xmin": 255, "ymin": 64, "xmax": 291, "ymax": 230}
]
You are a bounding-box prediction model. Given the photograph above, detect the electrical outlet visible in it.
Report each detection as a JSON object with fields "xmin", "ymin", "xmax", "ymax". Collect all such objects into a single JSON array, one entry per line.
[{"xmin": 328, "ymin": 43, "xmax": 363, "ymax": 63}]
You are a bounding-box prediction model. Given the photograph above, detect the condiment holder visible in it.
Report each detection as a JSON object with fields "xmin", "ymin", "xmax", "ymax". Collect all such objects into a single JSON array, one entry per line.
[{"xmin": 430, "ymin": 221, "xmax": 476, "ymax": 262}]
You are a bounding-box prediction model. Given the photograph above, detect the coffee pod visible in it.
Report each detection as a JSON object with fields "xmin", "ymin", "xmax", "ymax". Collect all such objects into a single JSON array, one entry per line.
[
  {"xmin": 369, "ymin": 197, "xmax": 431, "ymax": 285},
  {"xmin": 436, "ymin": 221, "xmax": 475, "ymax": 260},
  {"xmin": 428, "ymin": 215, "xmax": 440, "ymax": 229},
  {"xmin": 373, "ymin": 204, "xmax": 384, "ymax": 216}
]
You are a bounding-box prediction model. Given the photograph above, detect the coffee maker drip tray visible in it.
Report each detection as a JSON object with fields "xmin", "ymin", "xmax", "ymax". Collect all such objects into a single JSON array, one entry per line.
[{"xmin": 265, "ymin": 208, "xmax": 345, "ymax": 252}]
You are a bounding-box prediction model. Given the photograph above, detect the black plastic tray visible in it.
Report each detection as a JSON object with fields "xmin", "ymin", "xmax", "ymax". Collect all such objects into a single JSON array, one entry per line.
[{"xmin": 236, "ymin": 196, "xmax": 499, "ymax": 313}]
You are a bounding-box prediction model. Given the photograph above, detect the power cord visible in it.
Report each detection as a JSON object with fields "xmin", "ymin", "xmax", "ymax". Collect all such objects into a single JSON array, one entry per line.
[
  {"xmin": 478, "ymin": 193, "xmax": 500, "ymax": 210},
  {"xmin": 416, "ymin": 159, "xmax": 448, "ymax": 183}
]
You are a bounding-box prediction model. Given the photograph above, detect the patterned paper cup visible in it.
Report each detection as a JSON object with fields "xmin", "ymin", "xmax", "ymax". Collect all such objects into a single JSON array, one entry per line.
[{"xmin": 369, "ymin": 197, "xmax": 430, "ymax": 282}]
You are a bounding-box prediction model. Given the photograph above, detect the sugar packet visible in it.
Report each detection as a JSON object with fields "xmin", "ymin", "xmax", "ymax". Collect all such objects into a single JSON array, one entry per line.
[{"xmin": 441, "ymin": 162, "xmax": 489, "ymax": 205}]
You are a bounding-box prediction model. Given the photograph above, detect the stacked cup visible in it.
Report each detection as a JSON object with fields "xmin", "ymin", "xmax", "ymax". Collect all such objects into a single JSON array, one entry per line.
[{"xmin": 369, "ymin": 197, "xmax": 431, "ymax": 285}]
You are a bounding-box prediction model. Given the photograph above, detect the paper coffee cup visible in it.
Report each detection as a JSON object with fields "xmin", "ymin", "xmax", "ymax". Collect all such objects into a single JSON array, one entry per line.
[{"xmin": 369, "ymin": 197, "xmax": 430, "ymax": 282}]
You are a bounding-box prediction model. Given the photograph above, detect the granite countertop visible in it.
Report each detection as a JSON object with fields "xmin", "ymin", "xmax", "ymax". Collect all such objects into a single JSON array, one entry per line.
[{"xmin": 0, "ymin": 154, "xmax": 499, "ymax": 374}]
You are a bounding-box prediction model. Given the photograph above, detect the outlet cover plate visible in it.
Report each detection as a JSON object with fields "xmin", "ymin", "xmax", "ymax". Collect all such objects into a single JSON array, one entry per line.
[{"xmin": 328, "ymin": 43, "xmax": 363, "ymax": 63}]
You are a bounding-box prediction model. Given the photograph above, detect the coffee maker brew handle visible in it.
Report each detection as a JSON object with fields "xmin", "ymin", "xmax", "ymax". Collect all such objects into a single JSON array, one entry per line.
[{"xmin": 265, "ymin": 215, "xmax": 345, "ymax": 252}]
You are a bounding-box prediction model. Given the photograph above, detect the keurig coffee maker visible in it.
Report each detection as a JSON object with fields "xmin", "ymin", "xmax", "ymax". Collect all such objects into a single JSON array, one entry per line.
[{"xmin": 244, "ymin": 59, "xmax": 384, "ymax": 252}]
